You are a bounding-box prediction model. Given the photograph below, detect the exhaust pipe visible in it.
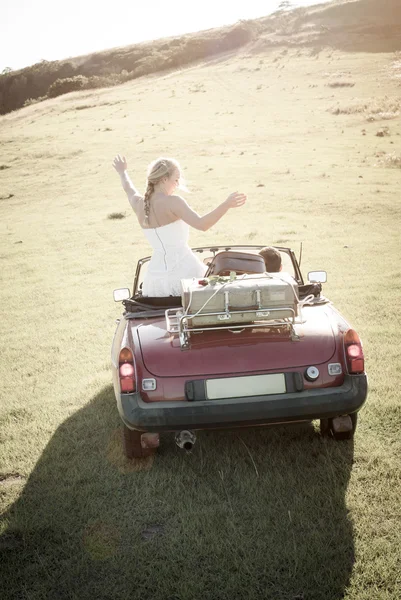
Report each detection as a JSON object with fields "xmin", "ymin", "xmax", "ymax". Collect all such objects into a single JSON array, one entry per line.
[{"xmin": 175, "ymin": 430, "xmax": 196, "ymax": 451}]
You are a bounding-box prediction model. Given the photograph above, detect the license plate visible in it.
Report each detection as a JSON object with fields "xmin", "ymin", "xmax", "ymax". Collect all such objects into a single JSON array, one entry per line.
[{"xmin": 206, "ymin": 373, "xmax": 286, "ymax": 400}]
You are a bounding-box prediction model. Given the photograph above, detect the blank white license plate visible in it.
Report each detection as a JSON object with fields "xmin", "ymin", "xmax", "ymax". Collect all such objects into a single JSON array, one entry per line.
[{"xmin": 206, "ymin": 373, "xmax": 286, "ymax": 400}]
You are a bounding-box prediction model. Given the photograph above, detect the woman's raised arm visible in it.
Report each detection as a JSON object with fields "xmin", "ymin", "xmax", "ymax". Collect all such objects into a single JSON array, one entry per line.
[
  {"xmin": 170, "ymin": 193, "xmax": 246, "ymax": 231},
  {"xmin": 112, "ymin": 155, "xmax": 140, "ymax": 209}
]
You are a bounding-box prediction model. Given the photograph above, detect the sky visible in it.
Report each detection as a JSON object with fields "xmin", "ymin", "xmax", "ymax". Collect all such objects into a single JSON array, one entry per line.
[{"xmin": 1, "ymin": 0, "xmax": 328, "ymax": 72}]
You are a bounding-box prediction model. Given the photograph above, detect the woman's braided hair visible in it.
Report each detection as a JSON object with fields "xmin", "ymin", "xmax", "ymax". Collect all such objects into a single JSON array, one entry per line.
[
  {"xmin": 143, "ymin": 157, "xmax": 181, "ymax": 226},
  {"xmin": 143, "ymin": 181, "xmax": 155, "ymax": 225}
]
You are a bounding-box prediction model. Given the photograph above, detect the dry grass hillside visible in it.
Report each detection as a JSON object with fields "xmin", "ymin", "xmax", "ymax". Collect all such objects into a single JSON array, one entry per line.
[
  {"xmin": 2, "ymin": 0, "xmax": 401, "ymax": 113},
  {"xmin": 1, "ymin": 1, "xmax": 400, "ymax": 599}
]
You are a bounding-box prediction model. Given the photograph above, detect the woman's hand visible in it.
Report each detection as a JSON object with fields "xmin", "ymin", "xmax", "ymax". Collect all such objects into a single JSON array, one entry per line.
[
  {"xmin": 112, "ymin": 154, "xmax": 128, "ymax": 174},
  {"xmin": 224, "ymin": 192, "xmax": 247, "ymax": 209}
]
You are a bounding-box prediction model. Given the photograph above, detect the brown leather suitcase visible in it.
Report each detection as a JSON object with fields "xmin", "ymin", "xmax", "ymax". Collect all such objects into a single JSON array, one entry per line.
[{"xmin": 205, "ymin": 251, "xmax": 266, "ymax": 277}]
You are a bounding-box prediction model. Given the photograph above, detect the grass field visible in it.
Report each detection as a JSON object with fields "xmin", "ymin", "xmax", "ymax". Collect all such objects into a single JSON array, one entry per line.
[{"xmin": 1, "ymin": 2, "xmax": 400, "ymax": 598}]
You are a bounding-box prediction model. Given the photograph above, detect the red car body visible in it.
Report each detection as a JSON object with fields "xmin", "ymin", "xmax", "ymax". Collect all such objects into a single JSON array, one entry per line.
[{"xmin": 111, "ymin": 245, "xmax": 367, "ymax": 458}]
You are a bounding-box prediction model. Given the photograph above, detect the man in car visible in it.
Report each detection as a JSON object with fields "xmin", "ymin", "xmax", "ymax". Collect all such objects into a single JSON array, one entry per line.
[{"xmin": 259, "ymin": 246, "xmax": 282, "ymax": 272}]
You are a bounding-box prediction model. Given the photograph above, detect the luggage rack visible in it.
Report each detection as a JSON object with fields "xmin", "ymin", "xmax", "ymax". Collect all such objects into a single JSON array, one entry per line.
[{"xmin": 165, "ymin": 307, "xmax": 300, "ymax": 350}]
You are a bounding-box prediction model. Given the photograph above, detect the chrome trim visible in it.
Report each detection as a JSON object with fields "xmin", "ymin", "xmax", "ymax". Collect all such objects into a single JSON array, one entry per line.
[{"xmin": 166, "ymin": 307, "xmax": 300, "ymax": 350}]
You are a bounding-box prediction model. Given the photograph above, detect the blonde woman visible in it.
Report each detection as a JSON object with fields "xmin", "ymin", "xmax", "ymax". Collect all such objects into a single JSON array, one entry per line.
[{"xmin": 113, "ymin": 155, "xmax": 246, "ymax": 297}]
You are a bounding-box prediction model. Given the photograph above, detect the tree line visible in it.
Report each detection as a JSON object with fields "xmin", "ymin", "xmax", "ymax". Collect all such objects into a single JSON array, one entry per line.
[{"xmin": 0, "ymin": 22, "xmax": 258, "ymax": 114}]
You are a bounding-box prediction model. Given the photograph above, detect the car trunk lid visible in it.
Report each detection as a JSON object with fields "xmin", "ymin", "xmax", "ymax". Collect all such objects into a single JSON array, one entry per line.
[{"xmin": 136, "ymin": 309, "xmax": 336, "ymax": 377}]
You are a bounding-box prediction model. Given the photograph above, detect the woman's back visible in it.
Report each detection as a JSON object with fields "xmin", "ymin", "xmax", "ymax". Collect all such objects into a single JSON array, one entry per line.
[
  {"xmin": 142, "ymin": 219, "xmax": 189, "ymax": 250},
  {"xmin": 134, "ymin": 192, "xmax": 180, "ymax": 229},
  {"xmin": 142, "ymin": 220, "xmax": 206, "ymax": 297}
]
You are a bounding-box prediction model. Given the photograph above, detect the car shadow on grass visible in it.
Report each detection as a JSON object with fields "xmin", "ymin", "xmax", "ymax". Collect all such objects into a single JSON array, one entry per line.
[{"xmin": 1, "ymin": 385, "xmax": 355, "ymax": 600}]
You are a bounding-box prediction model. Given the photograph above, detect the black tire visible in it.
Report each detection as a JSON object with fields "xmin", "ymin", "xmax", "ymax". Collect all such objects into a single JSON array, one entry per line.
[
  {"xmin": 320, "ymin": 418, "xmax": 331, "ymax": 437},
  {"xmin": 122, "ymin": 425, "xmax": 156, "ymax": 459},
  {"xmin": 320, "ymin": 413, "xmax": 358, "ymax": 441}
]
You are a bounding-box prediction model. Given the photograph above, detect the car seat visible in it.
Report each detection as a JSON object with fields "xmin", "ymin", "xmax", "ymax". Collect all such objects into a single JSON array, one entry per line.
[{"xmin": 205, "ymin": 251, "xmax": 266, "ymax": 277}]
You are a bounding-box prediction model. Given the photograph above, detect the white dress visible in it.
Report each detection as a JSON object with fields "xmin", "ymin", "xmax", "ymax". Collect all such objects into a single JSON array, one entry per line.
[{"xmin": 141, "ymin": 220, "xmax": 207, "ymax": 297}]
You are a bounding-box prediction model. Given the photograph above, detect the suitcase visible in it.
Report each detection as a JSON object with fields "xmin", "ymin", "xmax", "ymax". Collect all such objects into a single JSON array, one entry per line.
[
  {"xmin": 205, "ymin": 251, "xmax": 265, "ymax": 277},
  {"xmin": 181, "ymin": 274, "xmax": 299, "ymax": 327}
]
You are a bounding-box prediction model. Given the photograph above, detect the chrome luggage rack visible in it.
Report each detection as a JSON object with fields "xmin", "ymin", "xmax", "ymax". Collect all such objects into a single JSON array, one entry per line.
[{"xmin": 165, "ymin": 306, "xmax": 300, "ymax": 350}]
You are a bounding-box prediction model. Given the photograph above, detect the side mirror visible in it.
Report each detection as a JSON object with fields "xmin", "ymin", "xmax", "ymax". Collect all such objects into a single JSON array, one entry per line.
[
  {"xmin": 308, "ymin": 271, "xmax": 327, "ymax": 283},
  {"xmin": 113, "ymin": 288, "xmax": 131, "ymax": 302}
]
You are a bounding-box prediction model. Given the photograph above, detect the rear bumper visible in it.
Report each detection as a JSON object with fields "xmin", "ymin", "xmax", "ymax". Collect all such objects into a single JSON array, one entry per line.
[{"xmin": 118, "ymin": 374, "xmax": 368, "ymax": 432}]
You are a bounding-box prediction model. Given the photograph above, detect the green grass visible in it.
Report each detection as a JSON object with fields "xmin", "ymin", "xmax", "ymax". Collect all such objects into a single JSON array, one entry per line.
[
  {"xmin": 1, "ymin": 13, "xmax": 401, "ymax": 600},
  {"xmin": 1, "ymin": 412, "xmax": 358, "ymax": 600}
]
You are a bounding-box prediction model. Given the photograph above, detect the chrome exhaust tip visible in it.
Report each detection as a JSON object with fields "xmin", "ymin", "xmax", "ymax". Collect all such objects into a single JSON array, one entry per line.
[{"xmin": 175, "ymin": 430, "xmax": 196, "ymax": 451}]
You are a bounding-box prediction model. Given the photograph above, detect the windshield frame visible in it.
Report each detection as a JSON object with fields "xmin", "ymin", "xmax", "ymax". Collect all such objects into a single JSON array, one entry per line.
[{"xmin": 132, "ymin": 245, "xmax": 304, "ymax": 296}]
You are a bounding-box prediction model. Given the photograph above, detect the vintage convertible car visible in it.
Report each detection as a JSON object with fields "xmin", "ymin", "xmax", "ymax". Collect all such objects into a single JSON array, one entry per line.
[{"xmin": 111, "ymin": 245, "xmax": 367, "ymax": 458}]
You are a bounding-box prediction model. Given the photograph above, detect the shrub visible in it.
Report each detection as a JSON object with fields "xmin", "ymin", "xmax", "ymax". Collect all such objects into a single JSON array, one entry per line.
[
  {"xmin": 47, "ymin": 75, "xmax": 88, "ymax": 98},
  {"xmin": 183, "ymin": 38, "xmax": 211, "ymax": 62},
  {"xmin": 382, "ymin": 152, "xmax": 401, "ymax": 168},
  {"xmin": 85, "ymin": 74, "xmax": 121, "ymax": 89},
  {"xmin": 221, "ymin": 21, "xmax": 256, "ymax": 50},
  {"xmin": 23, "ymin": 96, "xmax": 47, "ymax": 107},
  {"xmin": 7, "ymin": 74, "xmax": 28, "ymax": 108},
  {"xmin": 328, "ymin": 97, "xmax": 400, "ymax": 119},
  {"xmin": 131, "ymin": 54, "xmax": 165, "ymax": 78},
  {"xmin": 107, "ymin": 212, "xmax": 126, "ymax": 220},
  {"xmin": 120, "ymin": 70, "xmax": 135, "ymax": 83},
  {"xmin": 327, "ymin": 81, "xmax": 355, "ymax": 88}
]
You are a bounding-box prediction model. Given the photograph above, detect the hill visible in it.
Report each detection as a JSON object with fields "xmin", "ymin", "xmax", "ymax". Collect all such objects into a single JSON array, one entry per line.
[{"xmin": 1, "ymin": 0, "xmax": 400, "ymax": 115}]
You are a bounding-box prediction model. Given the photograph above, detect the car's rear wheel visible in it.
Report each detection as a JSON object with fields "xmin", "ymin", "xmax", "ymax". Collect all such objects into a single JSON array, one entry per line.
[
  {"xmin": 122, "ymin": 425, "xmax": 156, "ymax": 459},
  {"xmin": 320, "ymin": 413, "xmax": 358, "ymax": 441}
]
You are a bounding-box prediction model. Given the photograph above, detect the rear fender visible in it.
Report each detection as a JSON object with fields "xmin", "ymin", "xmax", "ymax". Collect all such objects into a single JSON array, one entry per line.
[
  {"xmin": 327, "ymin": 306, "xmax": 365, "ymax": 375},
  {"xmin": 112, "ymin": 317, "xmax": 139, "ymax": 401}
]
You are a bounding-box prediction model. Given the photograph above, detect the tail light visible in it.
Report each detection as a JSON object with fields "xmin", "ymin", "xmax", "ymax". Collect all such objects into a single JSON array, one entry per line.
[
  {"xmin": 344, "ymin": 329, "xmax": 364, "ymax": 374},
  {"xmin": 119, "ymin": 347, "xmax": 135, "ymax": 393}
]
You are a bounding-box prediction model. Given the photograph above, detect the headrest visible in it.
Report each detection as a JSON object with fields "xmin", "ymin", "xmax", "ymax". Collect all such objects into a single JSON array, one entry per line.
[{"xmin": 206, "ymin": 251, "xmax": 265, "ymax": 277}]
